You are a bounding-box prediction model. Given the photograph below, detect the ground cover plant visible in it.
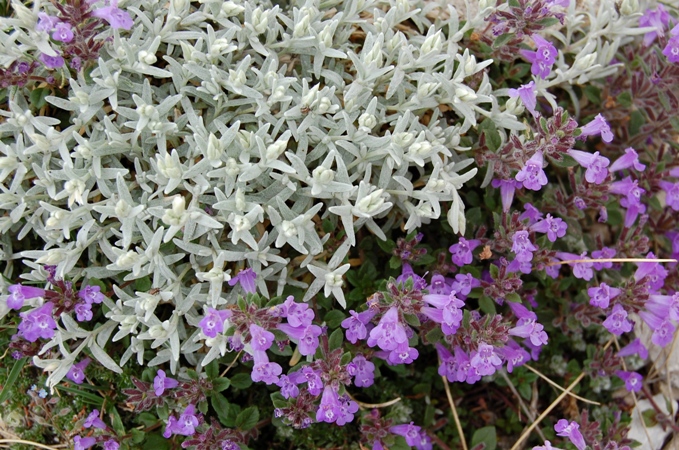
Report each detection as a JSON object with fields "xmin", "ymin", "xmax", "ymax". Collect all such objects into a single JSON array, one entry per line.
[{"xmin": 0, "ymin": 0, "xmax": 679, "ymax": 448}]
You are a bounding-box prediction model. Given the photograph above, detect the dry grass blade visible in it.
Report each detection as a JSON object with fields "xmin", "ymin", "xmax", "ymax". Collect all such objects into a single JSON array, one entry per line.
[
  {"xmin": 442, "ymin": 375, "xmax": 468, "ymax": 450},
  {"xmin": 523, "ymin": 364, "xmax": 600, "ymax": 405},
  {"xmin": 0, "ymin": 439, "xmax": 63, "ymax": 450}
]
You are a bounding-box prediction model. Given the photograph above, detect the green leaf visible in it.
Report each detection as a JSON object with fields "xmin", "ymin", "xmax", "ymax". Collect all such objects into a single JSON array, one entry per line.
[
  {"xmin": 629, "ymin": 110, "xmax": 644, "ymax": 136},
  {"xmin": 271, "ymin": 392, "xmax": 288, "ymax": 409},
  {"xmin": 537, "ymin": 17, "xmax": 560, "ymax": 27},
  {"xmin": 669, "ymin": 116, "xmax": 679, "ymax": 132},
  {"xmin": 131, "ymin": 429, "xmax": 145, "ymax": 444},
  {"xmin": 471, "ymin": 426, "xmax": 497, "ymax": 450},
  {"xmin": 478, "ymin": 296, "xmax": 496, "ymax": 315},
  {"xmin": 340, "ymin": 351, "xmax": 352, "ymax": 365},
  {"xmin": 404, "ymin": 313, "xmax": 421, "ymax": 327},
  {"xmin": 549, "ymin": 154, "xmax": 577, "ymax": 168},
  {"xmin": 328, "ymin": 327, "xmax": 344, "ymax": 352},
  {"xmin": 0, "ymin": 357, "xmax": 26, "ymax": 404},
  {"xmin": 617, "ymin": 91, "xmax": 633, "ymax": 108},
  {"xmin": 55, "ymin": 385, "xmax": 104, "ymax": 406},
  {"xmin": 29, "ymin": 87, "xmax": 49, "ymax": 109},
  {"xmin": 108, "ymin": 406, "xmax": 125, "ymax": 436},
  {"xmin": 212, "ymin": 377, "xmax": 231, "ymax": 392},
  {"xmin": 235, "ymin": 406, "xmax": 259, "ymax": 431},
  {"xmin": 480, "ymin": 119, "xmax": 502, "ymax": 152},
  {"xmin": 583, "ymin": 85, "xmax": 601, "ymax": 105},
  {"xmin": 493, "ymin": 33, "xmax": 515, "ymax": 49},
  {"xmin": 324, "ymin": 310, "xmax": 346, "ymax": 328},
  {"xmin": 205, "ymin": 360, "xmax": 219, "ymax": 379},
  {"xmin": 518, "ymin": 381, "xmax": 532, "ymax": 401},
  {"xmin": 489, "ymin": 264, "xmax": 499, "ymax": 280},
  {"xmin": 230, "ymin": 372, "xmax": 253, "ymax": 390},
  {"xmin": 143, "ymin": 433, "xmax": 171, "ymax": 450},
  {"xmin": 641, "ymin": 409, "xmax": 657, "ymax": 427},
  {"xmin": 505, "ymin": 292, "xmax": 521, "ymax": 303},
  {"xmin": 211, "ymin": 392, "xmax": 232, "ymax": 426},
  {"xmin": 134, "ymin": 276, "xmax": 152, "ymax": 292}
]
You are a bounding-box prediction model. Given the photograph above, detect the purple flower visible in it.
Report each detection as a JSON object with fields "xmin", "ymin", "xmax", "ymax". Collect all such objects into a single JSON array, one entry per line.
[
  {"xmin": 638, "ymin": 309, "xmax": 675, "ymax": 347},
  {"xmin": 396, "ymin": 263, "xmax": 428, "ymax": 290},
  {"xmin": 336, "ymin": 394, "xmax": 359, "ymax": 426},
  {"xmin": 617, "ymin": 338, "xmax": 648, "ymax": 360},
  {"xmin": 587, "ymin": 283, "xmax": 621, "ymax": 309},
  {"xmin": 591, "ymin": 247, "xmax": 615, "ymax": 270},
  {"xmin": 39, "ymin": 52, "xmax": 65, "ymax": 69},
  {"xmin": 516, "ymin": 151, "xmax": 548, "ymax": 190},
  {"xmin": 555, "ymin": 252, "xmax": 593, "ymax": 280},
  {"xmin": 428, "ymin": 274, "xmax": 452, "ymax": 295},
  {"xmin": 520, "ymin": 34, "xmax": 557, "ymax": 79},
  {"xmin": 52, "ymin": 22, "xmax": 74, "ymax": 42},
  {"xmin": 286, "ymin": 301, "xmax": 314, "ymax": 328},
  {"xmin": 511, "ymin": 230, "xmax": 537, "ymax": 262},
  {"xmin": 498, "ymin": 341, "xmax": 530, "ymax": 373},
  {"xmin": 659, "ymin": 181, "xmax": 679, "ymax": 211},
  {"xmin": 634, "ymin": 252, "xmax": 668, "ymax": 293},
  {"xmin": 566, "ymin": 150, "xmax": 610, "ymax": 184},
  {"xmin": 609, "ymin": 176, "xmax": 644, "ymax": 206},
  {"xmin": 579, "ymin": 114, "xmax": 613, "ymax": 143},
  {"xmin": 532, "ymin": 441, "xmax": 559, "ymax": 450},
  {"xmin": 74, "ymin": 436, "xmax": 96, "ymax": 450},
  {"xmin": 251, "ymin": 350, "xmax": 282, "ymax": 384},
  {"xmin": 84, "ymin": 409, "xmax": 107, "ymax": 429},
  {"xmin": 602, "ymin": 304, "xmax": 633, "ymax": 336},
  {"xmin": 249, "ymin": 323, "xmax": 275, "ymax": 351},
  {"xmin": 296, "ymin": 366, "xmax": 323, "ymax": 395},
  {"xmin": 609, "ymin": 147, "xmax": 645, "ymax": 172},
  {"xmin": 367, "ymin": 307, "xmax": 409, "ymax": 351},
  {"xmin": 615, "ymin": 371, "xmax": 643, "ymax": 392},
  {"xmin": 422, "ymin": 291, "xmax": 465, "ymax": 335},
  {"xmin": 451, "ymin": 273, "xmax": 480, "ymax": 296},
  {"xmin": 530, "ymin": 214, "xmax": 567, "ymax": 242},
  {"xmin": 163, "ymin": 404, "xmax": 199, "ymax": 438},
  {"xmin": 92, "ymin": 0, "xmax": 134, "ymax": 30},
  {"xmin": 436, "ymin": 344, "xmax": 460, "ymax": 382},
  {"xmin": 316, "ymin": 385, "xmax": 341, "ymax": 423},
  {"xmin": 554, "ymin": 419, "xmax": 586, "ymax": 450},
  {"xmin": 78, "ymin": 285, "xmax": 105, "ymax": 304},
  {"xmin": 154, "ymin": 369, "xmax": 179, "ymax": 396},
  {"xmin": 519, "ymin": 203, "xmax": 543, "ymax": 224},
  {"xmin": 277, "ymin": 374, "xmax": 299, "ymax": 399},
  {"xmin": 341, "ymin": 309, "xmax": 375, "ymax": 344},
  {"xmin": 7, "ymin": 284, "xmax": 46, "ymax": 310},
  {"xmin": 228, "ymin": 268, "xmax": 257, "ymax": 294},
  {"xmin": 639, "ymin": 4, "xmax": 670, "ymax": 46},
  {"xmin": 75, "ymin": 302, "xmax": 93, "ymax": 322},
  {"xmin": 347, "ymin": 354, "xmax": 375, "ymax": 387},
  {"xmin": 508, "ymin": 304, "xmax": 548, "ymax": 347},
  {"xmin": 491, "ymin": 179, "xmax": 522, "ymax": 212},
  {"xmin": 103, "ymin": 440, "xmax": 120, "ymax": 450},
  {"xmin": 17, "ymin": 302, "xmax": 57, "ymax": 342},
  {"xmin": 508, "ymin": 81, "xmax": 537, "ymax": 115},
  {"xmin": 449, "ymin": 237, "xmax": 480, "ymax": 266},
  {"xmin": 389, "ymin": 422, "xmax": 422, "ymax": 447},
  {"xmin": 470, "ymin": 343, "xmax": 502, "ymax": 376},
  {"xmin": 664, "ymin": 36, "xmax": 679, "ymax": 63},
  {"xmin": 36, "ymin": 13, "xmax": 60, "ymax": 32},
  {"xmin": 67, "ymin": 358, "xmax": 91, "ymax": 385},
  {"xmin": 277, "ymin": 323, "xmax": 322, "ymax": 356},
  {"xmin": 387, "ymin": 342, "xmax": 419, "ymax": 365},
  {"xmin": 198, "ymin": 307, "xmax": 232, "ymax": 338}
]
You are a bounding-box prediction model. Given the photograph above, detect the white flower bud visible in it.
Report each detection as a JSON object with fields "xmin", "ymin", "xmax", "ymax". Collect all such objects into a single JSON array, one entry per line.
[
  {"xmin": 251, "ymin": 7, "xmax": 269, "ymax": 34},
  {"xmin": 138, "ymin": 50, "xmax": 157, "ymax": 65},
  {"xmin": 266, "ymin": 138, "xmax": 288, "ymax": 160},
  {"xmin": 464, "ymin": 55, "xmax": 477, "ymax": 76},
  {"xmin": 65, "ymin": 179, "xmax": 86, "ymax": 205},
  {"xmin": 318, "ymin": 25, "xmax": 333, "ymax": 48},
  {"xmin": 162, "ymin": 196, "xmax": 188, "ymax": 227},
  {"xmin": 479, "ymin": 0, "xmax": 494, "ymax": 11},
  {"xmin": 232, "ymin": 214, "xmax": 250, "ymax": 232},
  {"xmin": 358, "ymin": 113, "xmax": 377, "ymax": 131},
  {"xmin": 316, "ymin": 97, "xmax": 333, "ymax": 114},
  {"xmin": 392, "ymin": 131, "xmax": 415, "ymax": 148},
  {"xmin": 417, "ymin": 82, "xmax": 439, "ymax": 99},
  {"xmin": 312, "ymin": 166, "xmax": 335, "ymax": 183},
  {"xmin": 220, "ymin": 1, "xmax": 244, "ymax": 17},
  {"xmin": 409, "ymin": 141, "xmax": 433, "ymax": 156},
  {"xmin": 505, "ymin": 96, "xmax": 524, "ymax": 115},
  {"xmin": 206, "ymin": 133, "xmax": 223, "ymax": 163},
  {"xmin": 574, "ymin": 52, "xmax": 597, "ymax": 71},
  {"xmin": 115, "ymin": 199, "xmax": 132, "ymax": 218},
  {"xmin": 225, "ymin": 158, "xmax": 240, "ymax": 177},
  {"xmin": 46, "ymin": 210, "xmax": 66, "ymax": 228},
  {"xmin": 455, "ymin": 87, "xmax": 477, "ymax": 102},
  {"xmin": 620, "ymin": 0, "xmax": 638, "ymax": 15},
  {"xmin": 293, "ymin": 9, "xmax": 311, "ymax": 38},
  {"xmin": 324, "ymin": 272, "xmax": 344, "ymax": 288},
  {"xmin": 421, "ymin": 30, "xmax": 443, "ymax": 55},
  {"xmin": 157, "ymin": 153, "xmax": 182, "ymax": 179},
  {"xmin": 116, "ymin": 251, "xmax": 140, "ymax": 269},
  {"xmin": 148, "ymin": 324, "xmax": 167, "ymax": 339},
  {"xmin": 137, "ymin": 104, "xmax": 157, "ymax": 118},
  {"xmin": 301, "ymin": 85, "xmax": 319, "ymax": 107},
  {"xmin": 364, "ymin": 40, "xmax": 383, "ymax": 66},
  {"xmin": 281, "ymin": 220, "xmax": 297, "ymax": 237},
  {"xmin": 355, "ymin": 189, "xmax": 386, "ymax": 215},
  {"xmin": 228, "ymin": 68, "xmax": 246, "ymax": 87}
]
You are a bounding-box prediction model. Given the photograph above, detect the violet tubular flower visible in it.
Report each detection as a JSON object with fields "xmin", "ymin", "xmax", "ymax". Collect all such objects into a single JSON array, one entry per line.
[
  {"xmin": 609, "ymin": 147, "xmax": 645, "ymax": 172},
  {"xmin": 603, "ymin": 304, "xmax": 633, "ymax": 336},
  {"xmin": 367, "ymin": 306, "xmax": 409, "ymax": 351},
  {"xmin": 78, "ymin": 285, "xmax": 105, "ymax": 304},
  {"xmin": 659, "ymin": 181, "xmax": 679, "ymax": 211},
  {"xmin": 198, "ymin": 307, "xmax": 232, "ymax": 338},
  {"xmin": 554, "ymin": 419, "xmax": 586, "ymax": 450},
  {"xmin": 615, "ymin": 370, "xmax": 643, "ymax": 392},
  {"xmin": 17, "ymin": 302, "xmax": 57, "ymax": 342},
  {"xmin": 74, "ymin": 436, "xmax": 96, "ymax": 450},
  {"xmin": 664, "ymin": 36, "xmax": 679, "ymax": 63},
  {"xmin": 520, "ymin": 34, "xmax": 557, "ymax": 79},
  {"xmin": 7, "ymin": 284, "xmax": 46, "ymax": 310},
  {"xmin": 530, "ymin": 214, "xmax": 567, "ymax": 242},
  {"xmin": 579, "ymin": 113, "xmax": 613, "ymax": 143},
  {"xmin": 341, "ymin": 309, "xmax": 375, "ymax": 344},
  {"xmin": 277, "ymin": 374, "xmax": 300, "ymax": 399},
  {"xmin": 316, "ymin": 385, "xmax": 341, "ymax": 423},
  {"xmin": 39, "ymin": 52, "xmax": 65, "ymax": 69},
  {"xmin": 511, "ymin": 230, "xmax": 537, "ymax": 262},
  {"xmin": 470, "ymin": 342, "xmax": 502, "ymax": 376},
  {"xmin": 249, "ymin": 323, "xmax": 275, "ymax": 351},
  {"xmin": 92, "ymin": 0, "xmax": 134, "ymax": 30},
  {"xmin": 389, "ymin": 422, "xmax": 423, "ymax": 447},
  {"xmin": 639, "ymin": 4, "xmax": 670, "ymax": 46},
  {"xmin": 251, "ymin": 350, "xmax": 282, "ymax": 385},
  {"xmin": 566, "ymin": 149, "xmax": 610, "ymax": 184},
  {"xmin": 153, "ymin": 369, "xmax": 179, "ymax": 396},
  {"xmin": 277, "ymin": 323, "xmax": 322, "ymax": 356},
  {"xmin": 449, "ymin": 237, "xmax": 480, "ymax": 266},
  {"xmin": 228, "ymin": 268, "xmax": 257, "ymax": 294},
  {"xmin": 347, "ymin": 354, "xmax": 375, "ymax": 387},
  {"xmin": 516, "ymin": 151, "xmax": 548, "ymax": 191},
  {"xmin": 587, "ymin": 283, "xmax": 621, "ymax": 309},
  {"xmin": 617, "ymin": 338, "xmax": 648, "ymax": 359},
  {"xmin": 491, "ymin": 179, "xmax": 522, "ymax": 212},
  {"xmin": 67, "ymin": 358, "xmax": 91, "ymax": 385},
  {"xmin": 163, "ymin": 404, "xmax": 200, "ymax": 438},
  {"xmin": 83, "ymin": 409, "xmax": 107, "ymax": 429},
  {"xmin": 508, "ymin": 81, "xmax": 538, "ymax": 116},
  {"xmin": 52, "ymin": 22, "xmax": 74, "ymax": 43}
]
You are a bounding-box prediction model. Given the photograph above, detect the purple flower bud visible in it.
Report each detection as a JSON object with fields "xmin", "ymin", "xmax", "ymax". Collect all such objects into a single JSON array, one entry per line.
[
  {"xmin": 7, "ymin": 285, "xmax": 46, "ymax": 310},
  {"xmin": 579, "ymin": 114, "xmax": 613, "ymax": 143},
  {"xmin": 638, "ymin": 309, "xmax": 675, "ymax": 347},
  {"xmin": 228, "ymin": 268, "xmax": 257, "ymax": 294},
  {"xmin": 52, "ymin": 22, "xmax": 74, "ymax": 42},
  {"xmin": 449, "ymin": 237, "xmax": 481, "ymax": 267},
  {"xmin": 615, "ymin": 371, "xmax": 643, "ymax": 392},
  {"xmin": 74, "ymin": 436, "xmax": 96, "ymax": 450},
  {"xmin": 603, "ymin": 304, "xmax": 633, "ymax": 336},
  {"xmin": 17, "ymin": 302, "xmax": 57, "ymax": 342},
  {"xmin": 516, "ymin": 151, "xmax": 548, "ymax": 191},
  {"xmin": 587, "ymin": 283, "xmax": 621, "ymax": 309},
  {"xmin": 84, "ymin": 409, "xmax": 107, "ymax": 429},
  {"xmin": 530, "ymin": 214, "xmax": 567, "ymax": 242},
  {"xmin": 554, "ymin": 419, "xmax": 586, "ymax": 450},
  {"xmin": 198, "ymin": 307, "xmax": 232, "ymax": 338},
  {"xmin": 153, "ymin": 369, "xmax": 179, "ymax": 396},
  {"xmin": 508, "ymin": 81, "xmax": 538, "ymax": 115},
  {"xmin": 573, "ymin": 196, "xmax": 587, "ymax": 210},
  {"xmin": 491, "ymin": 179, "xmax": 522, "ymax": 212},
  {"xmin": 67, "ymin": 358, "xmax": 91, "ymax": 385}
]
